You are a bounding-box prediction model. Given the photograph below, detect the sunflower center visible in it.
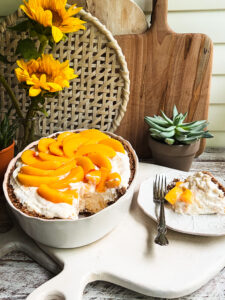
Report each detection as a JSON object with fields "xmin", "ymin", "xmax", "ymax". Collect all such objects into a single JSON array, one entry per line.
[
  {"xmin": 51, "ymin": 10, "xmax": 63, "ymax": 27},
  {"xmin": 34, "ymin": 72, "xmax": 53, "ymax": 83}
]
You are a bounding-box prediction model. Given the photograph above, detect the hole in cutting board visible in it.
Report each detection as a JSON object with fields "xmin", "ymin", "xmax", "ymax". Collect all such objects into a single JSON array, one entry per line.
[{"xmin": 0, "ymin": 250, "xmax": 53, "ymax": 299}]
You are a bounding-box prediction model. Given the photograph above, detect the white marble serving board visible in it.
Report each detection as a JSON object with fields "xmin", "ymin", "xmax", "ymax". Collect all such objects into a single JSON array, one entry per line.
[{"xmin": 21, "ymin": 163, "xmax": 225, "ymax": 300}]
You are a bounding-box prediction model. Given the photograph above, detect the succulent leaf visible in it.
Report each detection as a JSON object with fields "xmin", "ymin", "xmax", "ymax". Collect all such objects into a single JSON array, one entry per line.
[
  {"xmin": 178, "ymin": 112, "xmax": 188, "ymax": 125},
  {"xmin": 160, "ymin": 111, "xmax": 173, "ymax": 125},
  {"xmin": 159, "ymin": 130, "xmax": 175, "ymax": 138},
  {"xmin": 165, "ymin": 138, "xmax": 175, "ymax": 145},
  {"xmin": 0, "ymin": 108, "xmax": 17, "ymax": 151},
  {"xmin": 145, "ymin": 105, "xmax": 213, "ymax": 145},
  {"xmin": 176, "ymin": 127, "xmax": 189, "ymax": 133},
  {"xmin": 173, "ymin": 105, "xmax": 178, "ymax": 120},
  {"xmin": 145, "ymin": 116, "xmax": 168, "ymax": 126},
  {"xmin": 150, "ymin": 133, "xmax": 163, "ymax": 141}
]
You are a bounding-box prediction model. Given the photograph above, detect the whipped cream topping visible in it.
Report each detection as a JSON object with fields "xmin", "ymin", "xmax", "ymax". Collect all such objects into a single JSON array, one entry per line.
[
  {"xmin": 173, "ymin": 172, "xmax": 225, "ymax": 215},
  {"xmin": 10, "ymin": 151, "xmax": 131, "ymax": 219}
]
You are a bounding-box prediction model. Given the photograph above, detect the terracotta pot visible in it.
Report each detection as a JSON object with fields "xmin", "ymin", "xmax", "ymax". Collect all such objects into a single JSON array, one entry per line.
[
  {"xmin": 148, "ymin": 136, "xmax": 200, "ymax": 171},
  {"xmin": 0, "ymin": 141, "xmax": 15, "ymax": 188}
]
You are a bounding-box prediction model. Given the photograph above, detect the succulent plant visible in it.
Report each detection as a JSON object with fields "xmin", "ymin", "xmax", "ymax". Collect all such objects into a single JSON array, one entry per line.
[
  {"xmin": 144, "ymin": 106, "xmax": 213, "ymax": 145},
  {"xmin": 0, "ymin": 108, "xmax": 17, "ymax": 151}
]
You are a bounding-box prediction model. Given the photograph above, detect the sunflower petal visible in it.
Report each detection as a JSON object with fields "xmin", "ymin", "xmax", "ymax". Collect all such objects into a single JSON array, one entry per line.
[
  {"xmin": 47, "ymin": 82, "xmax": 63, "ymax": 91},
  {"xmin": 15, "ymin": 68, "xmax": 29, "ymax": 82},
  {"xmin": 52, "ymin": 26, "xmax": 63, "ymax": 43},
  {"xmin": 20, "ymin": 4, "xmax": 33, "ymax": 19},
  {"xmin": 29, "ymin": 87, "xmax": 42, "ymax": 97}
]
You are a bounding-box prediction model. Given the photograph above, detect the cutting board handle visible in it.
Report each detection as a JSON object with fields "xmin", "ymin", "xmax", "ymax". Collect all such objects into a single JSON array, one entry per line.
[{"xmin": 151, "ymin": 0, "xmax": 171, "ymax": 32}]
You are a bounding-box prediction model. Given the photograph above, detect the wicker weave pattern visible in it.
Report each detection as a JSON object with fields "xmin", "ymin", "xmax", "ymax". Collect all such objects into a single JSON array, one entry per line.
[{"xmin": 0, "ymin": 9, "xmax": 129, "ymax": 136}]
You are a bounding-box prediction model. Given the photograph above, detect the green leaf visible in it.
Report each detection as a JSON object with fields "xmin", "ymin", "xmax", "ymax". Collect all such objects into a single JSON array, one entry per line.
[
  {"xmin": 150, "ymin": 133, "xmax": 163, "ymax": 141},
  {"xmin": 165, "ymin": 138, "xmax": 175, "ymax": 145},
  {"xmin": 159, "ymin": 130, "xmax": 175, "ymax": 138},
  {"xmin": 202, "ymin": 132, "xmax": 214, "ymax": 138},
  {"xmin": 160, "ymin": 111, "xmax": 173, "ymax": 125},
  {"xmin": 9, "ymin": 20, "xmax": 30, "ymax": 32},
  {"xmin": 181, "ymin": 120, "xmax": 207, "ymax": 129},
  {"xmin": 145, "ymin": 116, "xmax": 168, "ymax": 126},
  {"xmin": 16, "ymin": 38, "xmax": 39, "ymax": 60},
  {"xmin": 149, "ymin": 128, "xmax": 161, "ymax": 135},
  {"xmin": 145, "ymin": 118, "xmax": 175, "ymax": 132},
  {"xmin": 176, "ymin": 127, "xmax": 189, "ymax": 133},
  {"xmin": 178, "ymin": 112, "xmax": 188, "ymax": 125},
  {"xmin": 173, "ymin": 105, "xmax": 178, "ymax": 120},
  {"xmin": 190, "ymin": 123, "xmax": 208, "ymax": 132},
  {"xmin": 174, "ymin": 113, "xmax": 183, "ymax": 126},
  {"xmin": 187, "ymin": 131, "xmax": 206, "ymax": 138}
]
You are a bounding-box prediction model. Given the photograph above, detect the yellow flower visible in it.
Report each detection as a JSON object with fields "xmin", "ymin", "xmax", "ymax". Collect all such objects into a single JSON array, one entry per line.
[
  {"xmin": 20, "ymin": 0, "xmax": 86, "ymax": 43},
  {"xmin": 15, "ymin": 54, "xmax": 77, "ymax": 97}
]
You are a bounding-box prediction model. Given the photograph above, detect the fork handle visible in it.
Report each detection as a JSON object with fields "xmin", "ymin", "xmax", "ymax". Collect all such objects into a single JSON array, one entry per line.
[{"xmin": 155, "ymin": 200, "xmax": 169, "ymax": 246}]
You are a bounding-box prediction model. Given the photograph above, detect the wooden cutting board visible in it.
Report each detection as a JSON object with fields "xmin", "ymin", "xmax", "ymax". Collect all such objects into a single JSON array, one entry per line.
[
  {"xmin": 68, "ymin": 0, "xmax": 147, "ymax": 35},
  {"xmin": 115, "ymin": 0, "xmax": 213, "ymax": 157},
  {"xmin": 69, "ymin": 0, "xmax": 212, "ymax": 158}
]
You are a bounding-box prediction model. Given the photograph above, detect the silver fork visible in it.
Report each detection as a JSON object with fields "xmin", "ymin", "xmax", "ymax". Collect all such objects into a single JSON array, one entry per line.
[{"xmin": 153, "ymin": 175, "xmax": 169, "ymax": 246}]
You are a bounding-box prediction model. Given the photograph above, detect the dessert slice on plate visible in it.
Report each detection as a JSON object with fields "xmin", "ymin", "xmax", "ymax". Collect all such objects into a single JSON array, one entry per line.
[
  {"xmin": 137, "ymin": 170, "xmax": 225, "ymax": 236},
  {"xmin": 165, "ymin": 171, "xmax": 225, "ymax": 215}
]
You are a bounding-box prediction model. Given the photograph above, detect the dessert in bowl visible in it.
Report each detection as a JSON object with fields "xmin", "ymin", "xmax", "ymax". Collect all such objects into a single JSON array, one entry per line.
[{"xmin": 3, "ymin": 129, "xmax": 138, "ymax": 248}]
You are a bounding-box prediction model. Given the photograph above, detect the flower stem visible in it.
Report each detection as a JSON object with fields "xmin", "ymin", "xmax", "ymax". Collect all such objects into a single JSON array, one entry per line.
[
  {"xmin": 0, "ymin": 73, "xmax": 24, "ymax": 120},
  {"xmin": 21, "ymin": 95, "xmax": 45, "ymax": 148},
  {"xmin": 38, "ymin": 40, "xmax": 48, "ymax": 56}
]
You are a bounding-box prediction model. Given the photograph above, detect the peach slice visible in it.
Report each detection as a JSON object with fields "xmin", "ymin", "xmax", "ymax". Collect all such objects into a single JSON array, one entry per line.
[
  {"xmin": 165, "ymin": 186, "xmax": 183, "ymax": 205},
  {"xmin": 79, "ymin": 129, "xmax": 109, "ymax": 142},
  {"xmin": 63, "ymin": 136, "xmax": 88, "ymax": 157},
  {"xmin": 100, "ymin": 138, "xmax": 125, "ymax": 154},
  {"xmin": 62, "ymin": 132, "xmax": 79, "ymax": 144},
  {"xmin": 39, "ymin": 152, "xmax": 71, "ymax": 163},
  {"xmin": 38, "ymin": 138, "xmax": 55, "ymax": 153},
  {"xmin": 17, "ymin": 173, "xmax": 58, "ymax": 187},
  {"xmin": 21, "ymin": 166, "xmax": 52, "ymax": 176},
  {"xmin": 21, "ymin": 160, "xmax": 76, "ymax": 177},
  {"xmin": 87, "ymin": 152, "xmax": 112, "ymax": 170},
  {"xmin": 76, "ymin": 144, "xmax": 116, "ymax": 158},
  {"xmin": 49, "ymin": 141, "xmax": 64, "ymax": 157},
  {"xmin": 180, "ymin": 189, "xmax": 193, "ymax": 204},
  {"xmin": 96, "ymin": 167, "xmax": 110, "ymax": 193},
  {"xmin": 86, "ymin": 170, "xmax": 101, "ymax": 185},
  {"xmin": 38, "ymin": 184, "xmax": 76, "ymax": 205},
  {"xmin": 49, "ymin": 166, "xmax": 84, "ymax": 189},
  {"xmin": 30, "ymin": 160, "xmax": 62, "ymax": 170},
  {"xmin": 75, "ymin": 156, "xmax": 95, "ymax": 174},
  {"xmin": 21, "ymin": 150, "xmax": 41, "ymax": 165},
  {"xmin": 57, "ymin": 132, "xmax": 74, "ymax": 142},
  {"xmin": 64, "ymin": 189, "xmax": 79, "ymax": 198},
  {"xmin": 106, "ymin": 172, "xmax": 121, "ymax": 188}
]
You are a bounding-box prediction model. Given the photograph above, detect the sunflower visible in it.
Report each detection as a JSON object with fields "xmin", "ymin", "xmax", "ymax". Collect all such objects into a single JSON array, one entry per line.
[
  {"xmin": 20, "ymin": 0, "xmax": 86, "ymax": 43},
  {"xmin": 15, "ymin": 54, "xmax": 77, "ymax": 97}
]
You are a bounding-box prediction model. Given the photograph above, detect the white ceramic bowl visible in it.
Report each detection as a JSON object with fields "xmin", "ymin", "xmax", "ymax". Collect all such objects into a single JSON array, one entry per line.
[{"xmin": 3, "ymin": 131, "xmax": 138, "ymax": 248}]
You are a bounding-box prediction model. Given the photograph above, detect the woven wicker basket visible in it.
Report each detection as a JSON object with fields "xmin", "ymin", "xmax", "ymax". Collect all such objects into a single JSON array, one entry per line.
[{"xmin": 0, "ymin": 8, "xmax": 129, "ymax": 138}]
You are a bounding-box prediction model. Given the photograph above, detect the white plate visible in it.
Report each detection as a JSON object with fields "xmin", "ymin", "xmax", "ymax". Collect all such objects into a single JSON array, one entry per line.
[{"xmin": 137, "ymin": 170, "xmax": 225, "ymax": 236}]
